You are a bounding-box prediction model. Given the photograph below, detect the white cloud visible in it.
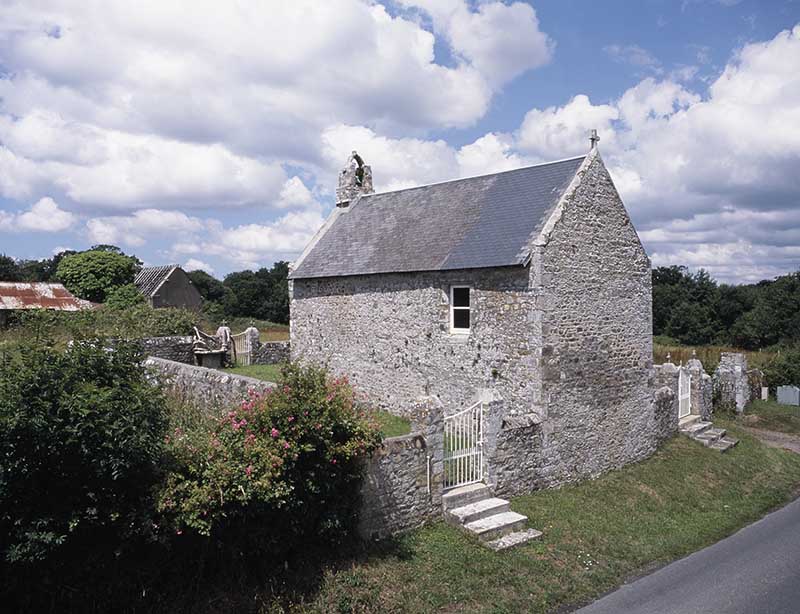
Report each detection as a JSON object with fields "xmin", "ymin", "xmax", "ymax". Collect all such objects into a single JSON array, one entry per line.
[
  {"xmin": 184, "ymin": 258, "xmax": 214, "ymax": 275},
  {"xmin": 517, "ymin": 94, "xmax": 620, "ymax": 159},
  {"xmin": 173, "ymin": 209, "xmax": 328, "ymax": 270},
  {"xmin": 0, "ymin": 197, "xmax": 75, "ymax": 232},
  {"xmin": 401, "ymin": 1, "xmax": 553, "ymax": 88},
  {"xmin": 456, "ymin": 133, "xmax": 524, "ymax": 178},
  {"xmin": 86, "ymin": 209, "xmax": 208, "ymax": 246}
]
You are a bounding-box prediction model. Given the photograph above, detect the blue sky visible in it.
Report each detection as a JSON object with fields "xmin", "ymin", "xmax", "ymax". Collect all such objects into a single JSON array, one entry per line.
[{"xmin": 1, "ymin": 0, "xmax": 798, "ymax": 283}]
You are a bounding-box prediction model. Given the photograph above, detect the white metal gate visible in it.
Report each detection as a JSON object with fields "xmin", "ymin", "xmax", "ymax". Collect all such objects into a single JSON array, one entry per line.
[
  {"xmin": 231, "ymin": 332, "xmax": 252, "ymax": 366},
  {"xmin": 679, "ymin": 367, "xmax": 692, "ymax": 418},
  {"xmin": 443, "ymin": 401, "xmax": 484, "ymax": 490}
]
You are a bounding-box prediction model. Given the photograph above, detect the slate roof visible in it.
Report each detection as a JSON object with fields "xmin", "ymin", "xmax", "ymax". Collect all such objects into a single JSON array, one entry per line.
[
  {"xmin": 135, "ymin": 265, "xmax": 178, "ymax": 297},
  {"xmin": 290, "ymin": 156, "xmax": 585, "ymax": 279},
  {"xmin": 0, "ymin": 282, "xmax": 96, "ymax": 311}
]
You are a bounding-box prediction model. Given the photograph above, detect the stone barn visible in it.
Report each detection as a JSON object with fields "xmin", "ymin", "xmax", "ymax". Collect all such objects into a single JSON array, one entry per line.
[
  {"xmin": 135, "ymin": 265, "xmax": 203, "ymax": 311},
  {"xmin": 289, "ymin": 140, "xmax": 657, "ymax": 499}
]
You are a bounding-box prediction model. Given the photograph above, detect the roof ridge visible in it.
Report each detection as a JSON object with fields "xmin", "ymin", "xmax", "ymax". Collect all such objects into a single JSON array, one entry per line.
[{"xmin": 361, "ymin": 155, "xmax": 586, "ymax": 200}]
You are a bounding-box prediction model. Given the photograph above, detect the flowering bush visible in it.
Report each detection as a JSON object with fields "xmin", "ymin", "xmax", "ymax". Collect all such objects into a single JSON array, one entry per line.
[{"xmin": 159, "ymin": 363, "xmax": 381, "ymax": 550}]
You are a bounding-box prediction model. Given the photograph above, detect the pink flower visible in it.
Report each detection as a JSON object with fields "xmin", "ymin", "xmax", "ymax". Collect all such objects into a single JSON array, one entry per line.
[
  {"xmin": 288, "ymin": 415, "xmax": 295, "ymax": 422},
  {"xmin": 331, "ymin": 459, "xmax": 337, "ymax": 465},
  {"xmin": 245, "ymin": 465, "xmax": 253, "ymax": 477},
  {"xmin": 176, "ymin": 529, "xmax": 183, "ymax": 535},
  {"xmin": 270, "ymin": 428, "xmax": 279, "ymax": 438},
  {"xmin": 283, "ymin": 441, "xmax": 290, "ymax": 449}
]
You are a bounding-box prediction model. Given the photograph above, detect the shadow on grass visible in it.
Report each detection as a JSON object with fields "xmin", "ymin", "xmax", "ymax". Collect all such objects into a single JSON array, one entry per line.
[{"xmin": 1, "ymin": 529, "xmax": 414, "ymax": 614}]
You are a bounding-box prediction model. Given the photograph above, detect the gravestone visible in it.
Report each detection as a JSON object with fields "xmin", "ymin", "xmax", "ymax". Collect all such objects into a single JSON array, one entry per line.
[
  {"xmin": 761, "ymin": 387, "xmax": 769, "ymax": 401},
  {"xmin": 777, "ymin": 386, "xmax": 800, "ymax": 406}
]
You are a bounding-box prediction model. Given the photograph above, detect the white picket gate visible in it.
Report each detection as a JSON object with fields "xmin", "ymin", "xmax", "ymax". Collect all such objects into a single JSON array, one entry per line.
[
  {"xmin": 231, "ymin": 332, "xmax": 252, "ymax": 366},
  {"xmin": 443, "ymin": 401, "xmax": 484, "ymax": 490},
  {"xmin": 678, "ymin": 366, "xmax": 692, "ymax": 418}
]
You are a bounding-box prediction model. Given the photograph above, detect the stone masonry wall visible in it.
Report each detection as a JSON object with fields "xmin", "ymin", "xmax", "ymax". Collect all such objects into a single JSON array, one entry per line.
[
  {"xmin": 252, "ymin": 341, "xmax": 290, "ymax": 365},
  {"xmin": 140, "ymin": 335, "xmax": 195, "ymax": 364},
  {"xmin": 358, "ymin": 433, "xmax": 437, "ymax": 539},
  {"xmin": 291, "ymin": 266, "xmax": 538, "ymax": 416},
  {"xmin": 144, "ymin": 356, "xmax": 275, "ymax": 411},
  {"xmin": 532, "ymin": 152, "xmax": 655, "ymax": 486}
]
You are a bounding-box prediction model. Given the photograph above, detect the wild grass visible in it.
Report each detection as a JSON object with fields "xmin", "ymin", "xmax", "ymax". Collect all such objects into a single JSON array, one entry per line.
[
  {"xmin": 653, "ymin": 341, "xmax": 776, "ymax": 372},
  {"xmin": 744, "ymin": 399, "xmax": 800, "ymax": 435}
]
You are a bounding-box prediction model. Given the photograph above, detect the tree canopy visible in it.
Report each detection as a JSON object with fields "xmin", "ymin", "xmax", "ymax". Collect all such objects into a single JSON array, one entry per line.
[
  {"xmin": 652, "ymin": 265, "xmax": 800, "ymax": 349},
  {"xmin": 56, "ymin": 249, "xmax": 140, "ymax": 303}
]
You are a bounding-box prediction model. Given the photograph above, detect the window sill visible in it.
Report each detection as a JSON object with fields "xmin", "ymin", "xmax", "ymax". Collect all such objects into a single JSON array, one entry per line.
[{"xmin": 447, "ymin": 331, "xmax": 471, "ymax": 343}]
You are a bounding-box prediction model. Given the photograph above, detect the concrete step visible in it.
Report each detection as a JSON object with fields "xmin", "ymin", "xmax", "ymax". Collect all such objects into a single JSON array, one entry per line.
[
  {"xmin": 680, "ymin": 420, "xmax": 712, "ymax": 436},
  {"xmin": 446, "ymin": 497, "xmax": 510, "ymax": 526},
  {"xmin": 486, "ymin": 528, "xmax": 543, "ymax": 551},
  {"xmin": 710, "ymin": 437, "xmax": 739, "ymax": 453},
  {"xmin": 442, "ymin": 483, "xmax": 492, "ymax": 511},
  {"xmin": 464, "ymin": 511, "xmax": 528, "ymax": 542}
]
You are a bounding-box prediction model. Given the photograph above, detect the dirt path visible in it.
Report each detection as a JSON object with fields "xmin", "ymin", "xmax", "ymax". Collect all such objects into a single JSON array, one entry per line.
[{"xmin": 743, "ymin": 427, "xmax": 800, "ymax": 454}]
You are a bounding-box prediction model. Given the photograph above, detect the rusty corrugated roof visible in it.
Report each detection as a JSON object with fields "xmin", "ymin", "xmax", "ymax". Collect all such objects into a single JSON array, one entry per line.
[{"xmin": 0, "ymin": 282, "xmax": 97, "ymax": 311}]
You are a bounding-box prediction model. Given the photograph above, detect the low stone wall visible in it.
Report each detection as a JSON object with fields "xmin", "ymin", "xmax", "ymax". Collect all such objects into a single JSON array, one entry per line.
[
  {"xmin": 144, "ymin": 356, "xmax": 275, "ymax": 411},
  {"xmin": 252, "ymin": 340, "xmax": 290, "ymax": 365},
  {"xmin": 140, "ymin": 335, "xmax": 195, "ymax": 364},
  {"xmin": 359, "ymin": 433, "xmax": 438, "ymax": 539},
  {"xmin": 359, "ymin": 396, "xmax": 445, "ymax": 539}
]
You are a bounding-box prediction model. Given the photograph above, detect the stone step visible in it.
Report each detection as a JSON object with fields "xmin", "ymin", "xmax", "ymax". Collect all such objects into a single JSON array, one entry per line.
[
  {"xmin": 486, "ymin": 528, "xmax": 543, "ymax": 552},
  {"xmin": 680, "ymin": 420, "xmax": 712, "ymax": 436},
  {"xmin": 446, "ymin": 497, "xmax": 510, "ymax": 526},
  {"xmin": 442, "ymin": 483, "xmax": 492, "ymax": 511},
  {"xmin": 694, "ymin": 430, "xmax": 724, "ymax": 446},
  {"xmin": 464, "ymin": 511, "xmax": 528, "ymax": 542},
  {"xmin": 679, "ymin": 415, "xmax": 701, "ymax": 429},
  {"xmin": 710, "ymin": 437, "xmax": 739, "ymax": 453}
]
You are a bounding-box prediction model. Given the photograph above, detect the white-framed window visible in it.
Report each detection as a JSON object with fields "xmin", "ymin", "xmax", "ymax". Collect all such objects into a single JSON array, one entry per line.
[{"xmin": 450, "ymin": 286, "xmax": 471, "ymax": 334}]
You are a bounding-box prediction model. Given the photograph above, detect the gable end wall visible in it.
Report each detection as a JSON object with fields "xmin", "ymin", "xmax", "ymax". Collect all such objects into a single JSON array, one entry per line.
[
  {"xmin": 534, "ymin": 153, "xmax": 654, "ymax": 484},
  {"xmin": 151, "ymin": 269, "xmax": 203, "ymax": 311}
]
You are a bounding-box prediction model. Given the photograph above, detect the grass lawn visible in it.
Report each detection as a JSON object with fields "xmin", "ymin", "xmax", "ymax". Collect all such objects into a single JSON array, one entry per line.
[
  {"xmin": 279, "ymin": 422, "xmax": 800, "ymax": 613},
  {"xmin": 374, "ymin": 410, "xmax": 412, "ymax": 438},
  {"xmin": 745, "ymin": 399, "xmax": 800, "ymax": 435},
  {"xmin": 224, "ymin": 363, "xmax": 283, "ymax": 382}
]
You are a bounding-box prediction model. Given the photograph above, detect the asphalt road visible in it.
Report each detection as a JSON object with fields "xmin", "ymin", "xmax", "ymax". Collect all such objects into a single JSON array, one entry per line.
[{"xmin": 575, "ymin": 497, "xmax": 800, "ymax": 614}]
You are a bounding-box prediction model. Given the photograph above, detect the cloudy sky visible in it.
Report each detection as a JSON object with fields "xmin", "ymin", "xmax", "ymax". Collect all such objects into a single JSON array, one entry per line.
[{"xmin": 0, "ymin": 0, "xmax": 798, "ymax": 283}]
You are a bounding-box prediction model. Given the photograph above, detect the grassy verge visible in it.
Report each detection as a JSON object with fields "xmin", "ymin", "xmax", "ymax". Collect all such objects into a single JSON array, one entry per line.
[
  {"xmin": 287, "ymin": 423, "xmax": 800, "ymax": 613},
  {"xmin": 224, "ymin": 363, "xmax": 283, "ymax": 382},
  {"xmin": 744, "ymin": 399, "xmax": 800, "ymax": 435},
  {"xmin": 373, "ymin": 410, "xmax": 412, "ymax": 438}
]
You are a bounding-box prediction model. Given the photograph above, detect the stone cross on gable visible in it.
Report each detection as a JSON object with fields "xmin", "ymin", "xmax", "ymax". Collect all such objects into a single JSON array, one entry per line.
[{"xmin": 589, "ymin": 129, "xmax": 600, "ymax": 149}]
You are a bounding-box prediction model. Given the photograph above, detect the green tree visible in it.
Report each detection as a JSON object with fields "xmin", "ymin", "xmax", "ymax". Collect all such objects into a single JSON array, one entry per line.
[
  {"xmin": 104, "ymin": 283, "xmax": 147, "ymax": 310},
  {"xmin": 56, "ymin": 250, "xmax": 140, "ymax": 303},
  {"xmin": 0, "ymin": 255, "xmax": 22, "ymax": 281},
  {"xmin": 187, "ymin": 269, "xmax": 228, "ymax": 303}
]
